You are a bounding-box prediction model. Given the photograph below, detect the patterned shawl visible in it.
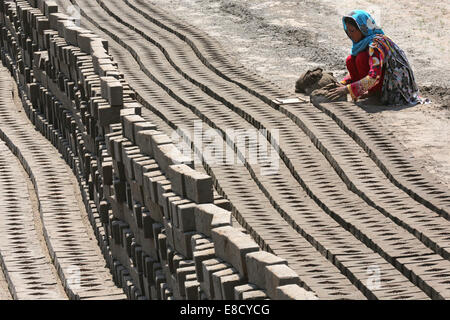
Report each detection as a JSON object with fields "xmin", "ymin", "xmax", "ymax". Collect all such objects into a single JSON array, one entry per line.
[{"xmin": 371, "ymin": 34, "xmax": 420, "ymax": 105}]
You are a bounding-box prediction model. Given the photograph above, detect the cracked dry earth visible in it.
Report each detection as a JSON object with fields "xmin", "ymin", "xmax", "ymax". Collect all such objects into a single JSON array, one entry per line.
[{"xmin": 1, "ymin": 0, "xmax": 450, "ymax": 300}]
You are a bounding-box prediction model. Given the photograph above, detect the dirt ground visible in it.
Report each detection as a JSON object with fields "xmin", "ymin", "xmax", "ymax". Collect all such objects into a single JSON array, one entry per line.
[{"xmin": 148, "ymin": 0, "xmax": 450, "ymax": 189}]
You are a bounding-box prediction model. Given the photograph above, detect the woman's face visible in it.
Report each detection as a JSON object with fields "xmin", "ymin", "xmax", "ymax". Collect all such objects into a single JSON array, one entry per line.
[{"xmin": 346, "ymin": 22, "xmax": 363, "ymax": 43}]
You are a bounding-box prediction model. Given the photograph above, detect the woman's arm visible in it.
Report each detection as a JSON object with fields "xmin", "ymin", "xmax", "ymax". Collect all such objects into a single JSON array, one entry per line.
[
  {"xmin": 347, "ymin": 47, "xmax": 384, "ymax": 101},
  {"xmin": 340, "ymin": 74, "xmax": 353, "ymax": 85}
]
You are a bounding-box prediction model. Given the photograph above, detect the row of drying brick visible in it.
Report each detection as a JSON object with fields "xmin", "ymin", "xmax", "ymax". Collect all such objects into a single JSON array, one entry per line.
[
  {"xmin": 68, "ymin": 1, "xmax": 373, "ymax": 299},
  {"xmin": 0, "ymin": 137, "xmax": 66, "ymax": 299},
  {"xmin": 2, "ymin": 0, "xmax": 317, "ymax": 300},
  {"xmin": 0, "ymin": 0, "xmax": 130, "ymax": 299},
  {"xmin": 81, "ymin": 1, "xmax": 450, "ymax": 300},
  {"xmin": 0, "ymin": 55, "xmax": 126, "ymax": 300},
  {"xmin": 100, "ymin": 109, "xmax": 317, "ymax": 300},
  {"xmin": 18, "ymin": 72, "xmax": 134, "ymax": 300},
  {"xmin": 123, "ymin": 0, "xmax": 449, "ymax": 220}
]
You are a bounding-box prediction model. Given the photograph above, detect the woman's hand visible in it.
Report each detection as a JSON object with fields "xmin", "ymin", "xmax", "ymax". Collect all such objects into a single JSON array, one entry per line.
[{"xmin": 325, "ymin": 84, "xmax": 349, "ymax": 100}]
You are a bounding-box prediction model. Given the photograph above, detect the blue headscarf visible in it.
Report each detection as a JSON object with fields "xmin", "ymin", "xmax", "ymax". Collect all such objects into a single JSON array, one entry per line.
[{"xmin": 343, "ymin": 10, "xmax": 384, "ymax": 56}]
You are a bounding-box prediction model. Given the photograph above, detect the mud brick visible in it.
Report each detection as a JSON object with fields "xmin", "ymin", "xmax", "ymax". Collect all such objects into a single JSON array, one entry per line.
[
  {"xmin": 130, "ymin": 179, "xmax": 144, "ymax": 205},
  {"xmin": 148, "ymin": 202, "xmax": 164, "ymax": 224},
  {"xmin": 157, "ymin": 180, "xmax": 172, "ymax": 206},
  {"xmin": 265, "ymin": 264, "xmax": 301, "ymax": 299},
  {"xmin": 153, "ymin": 143, "xmax": 193, "ymax": 174},
  {"xmin": 201, "ymin": 259, "xmax": 229, "ymax": 299},
  {"xmin": 135, "ymin": 246, "xmax": 144, "ymax": 273},
  {"xmin": 169, "ymin": 199, "xmax": 191, "ymax": 228},
  {"xmin": 106, "ymin": 80, "xmax": 123, "ymax": 107},
  {"xmin": 157, "ymin": 233, "xmax": 168, "ymax": 263},
  {"xmin": 99, "ymin": 200, "xmax": 109, "ymax": 223},
  {"xmin": 99, "ymin": 63, "xmax": 118, "ymax": 77},
  {"xmin": 78, "ymin": 33, "xmax": 99, "ymax": 54},
  {"xmin": 190, "ymin": 234, "xmax": 206, "ymax": 250},
  {"xmin": 122, "ymin": 101, "xmax": 142, "ymax": 115},
  {"xmin": 152, "ymin": 222, "xmax": 164, "ymax": 248},
  {"xmin": 105, "ymin": 70, "xmax": 122, "ymax": 80},
  {"xmin": 133, "ymin": 202, "xmax": 143, "ymax": 229},
  {"xmin": 211, "ymin": 226, "xmax": 259, "ymax": 279},
  {"xmin": 246, "ymin": 251, "xmax": 287, "ymax": 289},
  {"xmin": 141, "ymin": 210, "xmax": 154, "ymax": 239},
  {"xmin": 105, "ymin": 131, "xmax": 123, "ymax": 155},
  {"xmin": 98, "ymin": 105, "xmax": 121, "ymax": 127},
  {"xmin": 123, "ymin": 229, "xmax": 133, "ymax": 257},
  {"xmin": 220, "ymin": 273, "xmax": 245, "ymax": 300},
  {"xmin": 154, "ymin": 270, "xmax": 165, "ymax": 300},
  {"xmin": 28, "ymin": 82, "xmax": 39, "ymax": 106},
  {"xmin": 122, "ymin": 114, "xmax": 145, "ymax": 143},
  {"xmin": 48, "ymin": 12, "xmax": 66, "ymax": 30},
  {"xmin": 147, "ymin": 132, "xmax": 172, "ymax": 157},
  {"xmin": 165, "ymin": 249, "xmax": 175, "ymax": 278},
  {"xmin": 242, "ymin": 290, "xmax": 267, "ymax": 300},
  {"xmin": 214, "ymin": 198, "xmax": 232, "ymax": 211},
  {"xmin": 132, "ymin": 158, "xmax": 154, "ymax": 186},
  {"xmin": 234, "ymin": 284, "xmax": 259, "ymax": 300},
  {"xmin": 143, "ymin": 256, "xmax": 157, "ymax": 286},
  {"xmin": 115, "ymin": 138, "xmax": 132, "ymax": 164},
  {"xmin": 173, "ymin": 228, "xmax": 197, "ymax": 259},
  {"xmin": 161, "ymin": 192, "xmax": 180, "ymax": 220},
  {"xmin": 113, "ymin": 161, "xmax": 125, "ymax": 182},
  {"xmin": 184, "ymin": 170, "xmax": 214, "ymax": 204},
  {"xmin": 169, "ymin": 253, "xmax": 183, "ymax": 275},
  {"xmin": 134, "ymin": 122, "xmax": 157, "ymax": 146},
  {"xmin": 195, "ymin": 204, "xmax": 232, "ymax": 237},
  {"xmin": 164, "ymin": 219, "xmax": 175, "ymax": 249},
  {"xmin": 167, "ymin": 164, "xmax": 190, "ymax": 197},
  {"xmin": 194, "ymin": 248, "xmax": 216, "ymax": 282},
  {"xmin": 135, "ymin": 129, "xmax": 160, "ymax": 157},
  {"xmin": 185, "ymin": 280, "xmax": 200, "ymax": 300},
  {"xmin": 140, "ymin": 163, "xmax": 160, "ymax": 186},
  {"xmin": 35, "ymin": 16, "xmax": 49, "ymax": 35},
  {"xmin": 97, "ymin": 59, "xmax": 115, "ymax": 70},
  {"xmin": 92, "ymin": 48, "xmax": 110, "ymax": 70},
  {"xmin": 178, "ymin": 259, "xmax": 196, "ymax": 270},
  {"xmin": 89, "ymin": 95, "xmax": 107, "ymax": 119},
  {"xmin": 63, "ymin": 25, "xmax": 83, "ymax": 46},
  {"xmin": 142, "ymin": 170, "xmax": 163, "ymax": 203},
  {"xmin": 275, "ymin": 284, "xmax": 318, "ymax": 300},
  {"xmin": 195, "ymin": 243, "xmax": 216, "ymax": 253},
  {"xmin": 130, "ymin": 240, "xmax": 138, "ymax": 265},
  {"xmin": 44, "ymin": 1, "xmax": 58, "ymax": 17},
  {"xmin": 176, "ymin": 266, "xmax": 196, "ymax": 295},
  {"xmin": 90, "ymin": 38, "xmax": 109, "ymax": 55},
  {"xmin": 174, "ymin": 202, "xmax": 196, "ymax": 232},
  {"xmin": 114, "ymin": 179, "xmax": 126, "ymax": 203},
  {"xmin": 212, "ymin": 268, "xmax": 237, "ymax": 300},
  {"xmin": 192, "ymin": 236, "xmax": 213, "ymax": 253},
  {"xmin": 37, "ymin": 0, "xmax": 46, "ymax": 12},
  {"xmin": 122, "ymin": 146, "xmax": 141, "ymax": 180},
  {"xmin": 161, "ymin": 282, "xmax": 170, "ymax": 300},
  {"xmin": 110, "ymin": 219, "xmax": 120, "ymax": 245}
]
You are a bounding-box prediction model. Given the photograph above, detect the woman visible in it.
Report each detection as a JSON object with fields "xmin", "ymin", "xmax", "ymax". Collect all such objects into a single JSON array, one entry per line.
[{"xmin": 327, "ymin": 10, "xmax": 421, "ymax": 106}]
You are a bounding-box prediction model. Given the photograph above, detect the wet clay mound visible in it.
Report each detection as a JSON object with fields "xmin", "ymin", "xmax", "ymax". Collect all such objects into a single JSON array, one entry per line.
[{"xmin": 295, "ymin": 68, "xmax": 338, "ymax": 94}]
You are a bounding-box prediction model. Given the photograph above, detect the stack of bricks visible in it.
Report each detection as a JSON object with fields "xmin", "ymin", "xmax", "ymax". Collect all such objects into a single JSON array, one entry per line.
[{"xmin": 0, "ymin": 0, "xmax": 317, "ymax": 300}]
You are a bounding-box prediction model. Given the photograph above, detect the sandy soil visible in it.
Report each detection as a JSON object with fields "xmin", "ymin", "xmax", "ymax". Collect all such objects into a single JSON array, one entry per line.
[{"xmin": 148, "ymin": 0, "xmax": 450, "ymax": 189}]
